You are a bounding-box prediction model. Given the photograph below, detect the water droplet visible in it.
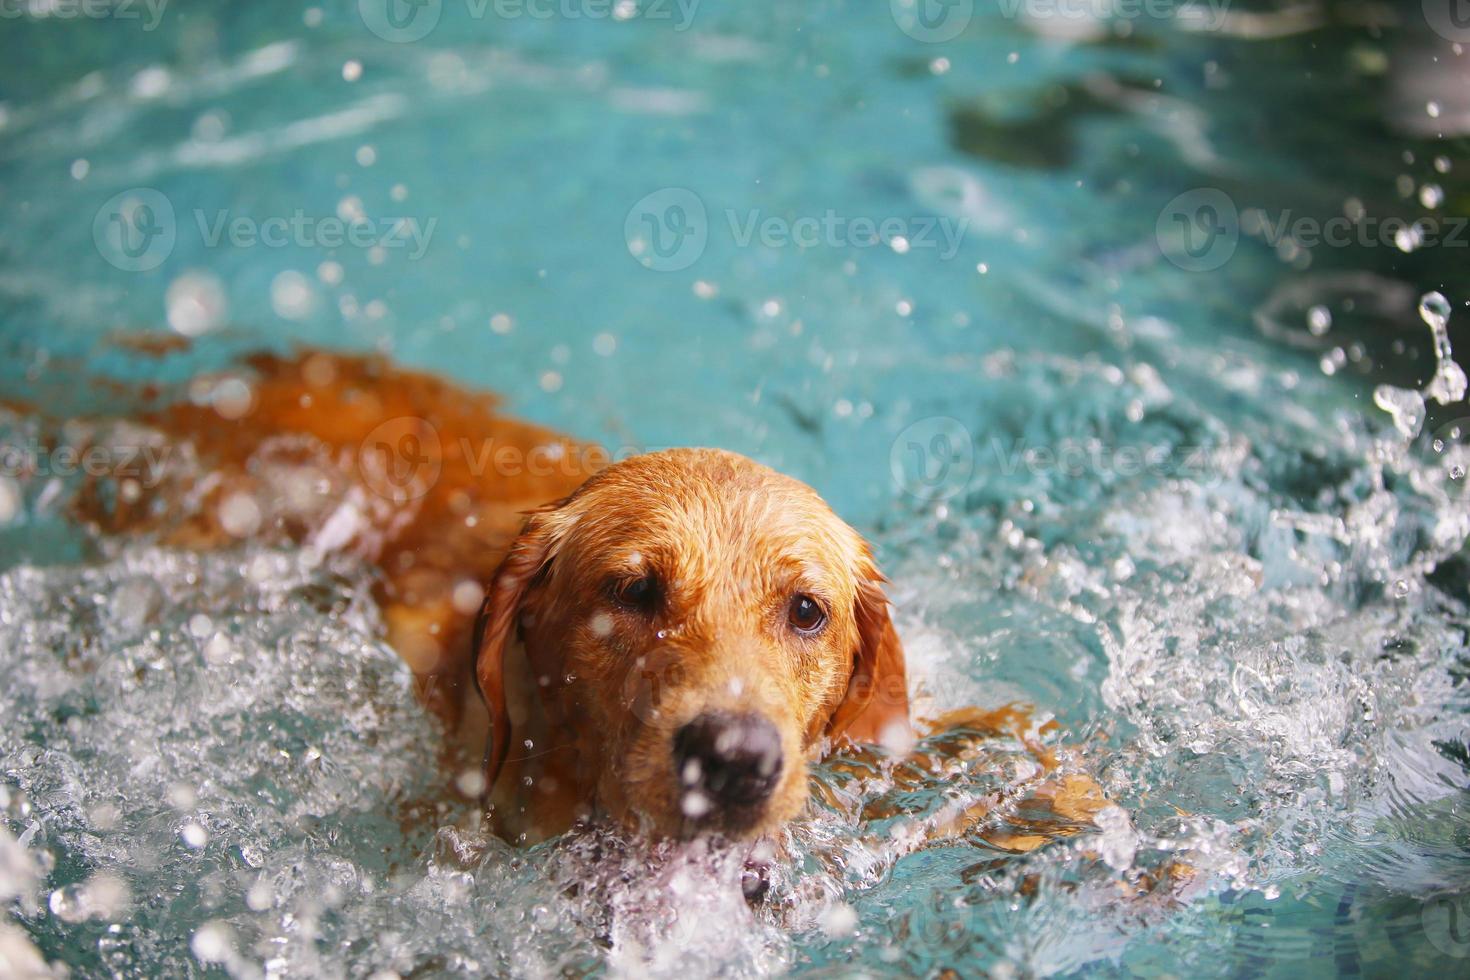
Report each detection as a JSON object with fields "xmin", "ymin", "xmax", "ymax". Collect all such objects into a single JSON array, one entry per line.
[
  {"xmin": 680, "ymin": 789, "xmax": 711, "ymax": 818},
  {"xmin": 455, "ymin": 769, "xmax": 486, "ymax": 797},
  {"xmin": 818, "ymin": 901, "xmax": 859, "ymax": 938},
  {"xmin": 191, "ymin": 921, "xmax": 234, "ymax": 963},
  {"xmin": 218, "ymin": 493, "xmax": 262, "ymax": 538},
  {"xmin": 270, "ymin": 270, "xmax": 316, "ymax": 321},
  {"xmin": 210, "ymin": 377, "xmax": 254, "ymax": 420},
  {"xmin": 450, "ymin": 580, "xmax": 483, "ymax": 616},
  {"xmin": 1306, "ymin": 305, "xmax": 1332, "ymax": 336},
  {"xmin": 1418, "ymin": 291, "xmax": 1467, "ymax": 404},
  {"xmin": 1420, "ymin": 291, "xmax": 1452, "ymax": 332},
  {"xmin": 165, "ymin": 271, "xmax": 227, "ymax": 337}
]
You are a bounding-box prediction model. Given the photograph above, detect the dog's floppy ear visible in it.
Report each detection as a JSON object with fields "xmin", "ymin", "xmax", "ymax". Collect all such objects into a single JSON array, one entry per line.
[
  {"xmin": 825, "ymin": 558, "xmax": 913, "ymax": 751},
  {"xmin": 473, "ymin": 502, "xmax": 570, "ymax": 793}
]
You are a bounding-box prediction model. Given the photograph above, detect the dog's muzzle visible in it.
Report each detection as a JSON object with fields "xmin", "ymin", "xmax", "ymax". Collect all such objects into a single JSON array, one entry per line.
[{"xmin": 674, "ymin": 711, "xmax": 783, "ymax": 827}]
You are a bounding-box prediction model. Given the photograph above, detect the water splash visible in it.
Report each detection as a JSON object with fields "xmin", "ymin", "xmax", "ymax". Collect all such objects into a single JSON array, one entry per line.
[
  {"xmin": 1374, "ymin": 384, "xmax": 1425, "ymax": 439},
  {"xmin": 1418, "ymin": 292, "xmax": 1467, "ymax": 405},
  {"xmin": 5, "ymin": 319, "xmax": 1470, "ymax": 974}
]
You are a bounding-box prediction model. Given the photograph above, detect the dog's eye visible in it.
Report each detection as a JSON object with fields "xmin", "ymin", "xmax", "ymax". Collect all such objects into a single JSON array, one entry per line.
[
  {"xmin": 611, "ymin": 574, "xmax": 659, "ymax": 611},
  {"xmin": 787, "ymin": 594, "xmax": 826, "ymax": 633}
]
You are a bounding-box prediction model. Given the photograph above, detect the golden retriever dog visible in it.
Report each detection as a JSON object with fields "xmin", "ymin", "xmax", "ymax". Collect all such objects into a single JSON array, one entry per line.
[
  {"xmin": 64, "ymin": 344, "xmax": 1111, "ymax": 857},
  {"xmin": 474, "ymin": 447, "xmax": 912, "ymax": 843}
]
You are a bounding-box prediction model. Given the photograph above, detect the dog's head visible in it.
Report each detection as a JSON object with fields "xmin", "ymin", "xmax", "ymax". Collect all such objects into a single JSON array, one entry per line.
[{"xmin": 474, "ymin": 448, "xmax": 909, "ymax": 839}]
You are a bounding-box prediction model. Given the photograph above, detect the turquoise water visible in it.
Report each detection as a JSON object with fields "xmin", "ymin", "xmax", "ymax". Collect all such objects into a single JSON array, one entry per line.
[{"xmin": 3, "ymin": 1, "xmax": 1470, "ymax": 975}]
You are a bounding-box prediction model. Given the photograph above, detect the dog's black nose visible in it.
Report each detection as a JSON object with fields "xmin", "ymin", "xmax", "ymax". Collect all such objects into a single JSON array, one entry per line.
[{"xmin": 674, "ymin": 712, "xmax": 783, "ymax": 816}]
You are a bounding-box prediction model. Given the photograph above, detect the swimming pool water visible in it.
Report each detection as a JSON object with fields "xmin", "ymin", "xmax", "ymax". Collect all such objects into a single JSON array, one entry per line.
[{"xmin": 2, "ymin": 1, "xmax": 1470, "ymax": 975}]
